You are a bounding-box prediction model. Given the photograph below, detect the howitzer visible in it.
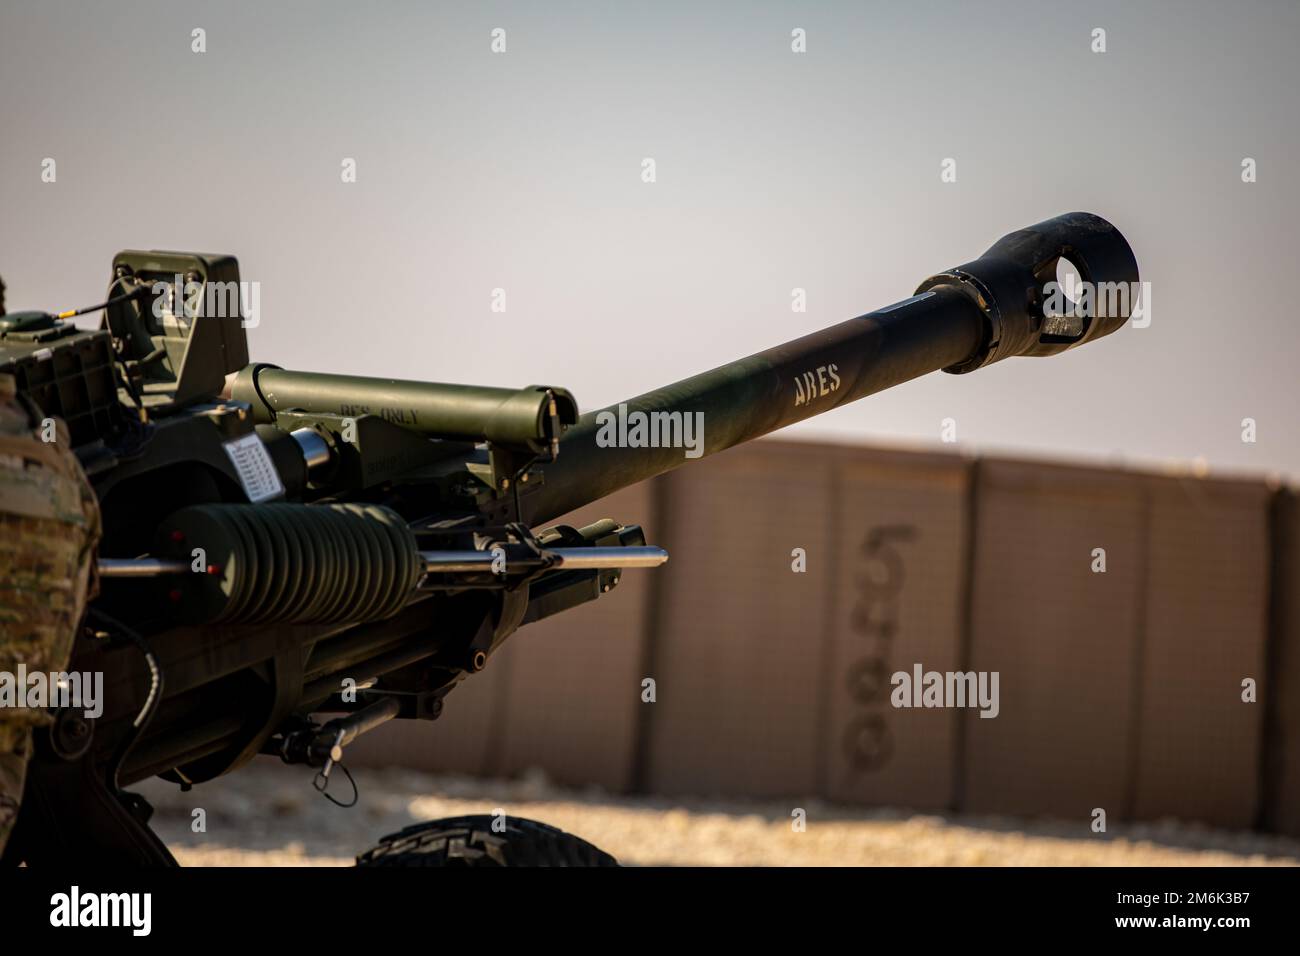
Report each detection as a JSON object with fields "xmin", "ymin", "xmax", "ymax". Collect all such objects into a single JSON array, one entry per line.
[{"xmin": 0, "ymin": 212, "xmax": 1138, "ymax": 864}]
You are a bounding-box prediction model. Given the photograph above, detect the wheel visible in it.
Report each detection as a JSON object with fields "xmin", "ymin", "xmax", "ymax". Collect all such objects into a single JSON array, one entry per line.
[{"xmin": 355, "ymin": 814, "xmax": 619, "ymax": 867}]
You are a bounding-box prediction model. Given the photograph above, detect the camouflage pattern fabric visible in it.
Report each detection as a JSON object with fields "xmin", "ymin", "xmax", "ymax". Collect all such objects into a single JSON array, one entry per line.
[{"xmin": 0, "ymin": 373, "xmax": 101, "ymax": 853}]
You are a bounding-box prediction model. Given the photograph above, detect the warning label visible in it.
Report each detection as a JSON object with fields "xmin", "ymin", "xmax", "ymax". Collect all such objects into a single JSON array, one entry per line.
[{"xmin": 222, "ymin": 433, "xmax": 285, "ymax": 503}]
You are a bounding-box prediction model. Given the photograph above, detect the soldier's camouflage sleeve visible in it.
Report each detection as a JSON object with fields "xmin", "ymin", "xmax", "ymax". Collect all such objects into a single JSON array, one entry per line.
[{"xmin": 0, "ymin": 373, "xmax": 101, "ymax": 854}]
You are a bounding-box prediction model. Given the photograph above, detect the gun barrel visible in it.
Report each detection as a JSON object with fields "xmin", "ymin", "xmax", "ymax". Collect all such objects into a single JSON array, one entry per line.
[
  {"xmin": 526, "ymin": 211, "xmax": 1138, "ymax": 523},
  {"xmin": 527, "ymin": 285, "xmax": 982, "ymax": 522}
]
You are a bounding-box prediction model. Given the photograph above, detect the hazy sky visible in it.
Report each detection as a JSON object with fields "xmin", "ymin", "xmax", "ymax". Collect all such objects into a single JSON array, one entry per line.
[{"xmin": 3, "ymin": 1, "xmax": 1297, "ymax": 479}]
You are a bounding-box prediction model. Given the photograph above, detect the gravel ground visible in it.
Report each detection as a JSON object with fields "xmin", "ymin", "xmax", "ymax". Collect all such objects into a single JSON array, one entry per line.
[{"xmin": 136, "ymin": 759, "xmax": 1300, "ymax": 867}]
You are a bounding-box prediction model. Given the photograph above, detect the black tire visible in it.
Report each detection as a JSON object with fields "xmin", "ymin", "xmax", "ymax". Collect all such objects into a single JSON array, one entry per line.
[{"xmin": 355, "ymin": 814, "xmax": 619, "ymax": 867}]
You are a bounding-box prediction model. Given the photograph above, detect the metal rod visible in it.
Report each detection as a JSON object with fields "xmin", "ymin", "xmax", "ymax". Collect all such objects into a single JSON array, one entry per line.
[
  {"xmin": 419, "ymin": 546, "xmax": 668, "ymax": 572},
  {"xmin": 327, "ymin": 696, "xmax": 402, "ymax": 750},
  {"xmin": 100, "ymin": 546, "xmax": 668, "ymax": 580},
  {"xmin": 545, "ymin": 546, "xmax": 669, "ymax": 568},
  {"xmin": 98, "ymin": 558, "xmax": 192, "ymax": 578}
]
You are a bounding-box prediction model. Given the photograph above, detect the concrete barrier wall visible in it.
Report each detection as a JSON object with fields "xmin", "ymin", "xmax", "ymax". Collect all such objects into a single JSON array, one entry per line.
[
  {"xmin": 962, "ymin": 460, "xmax": 1147, "ymax": 821},
  {"xmin": 640, "ymin": 442, "xmax": 834, "ymax": 798},
  {"xmin": 820, "ymin": 446, "xmax": 971, "ymax": 811},
  {"xmin": 346, "ymin": 440, "xmax": 1290, "ymax": 832},
  {"xmin": 1130, "ymin": 475, "xmax": 1270, "ymax": 829},
  {"xmin": 960, "ymin": 463, "xmax": 1271, "ymax": 829}
]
